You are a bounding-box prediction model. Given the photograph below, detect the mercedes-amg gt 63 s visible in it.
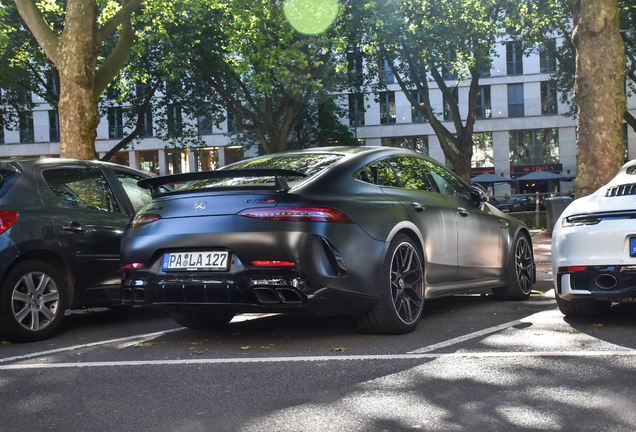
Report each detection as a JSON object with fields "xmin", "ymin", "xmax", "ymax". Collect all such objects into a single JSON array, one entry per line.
[
  {"xmin": 120, "ymin": 146, "xmax": 535, "ymax": 334},
  {"xmin": 552, "ymin": 159, "xmax": 636, "ymax": 317}
]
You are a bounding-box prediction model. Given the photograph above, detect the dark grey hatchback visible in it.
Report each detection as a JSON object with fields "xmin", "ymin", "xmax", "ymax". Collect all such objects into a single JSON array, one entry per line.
[{"xmin": 0, "ymin": 158, "xmax": 154, "ymax": 342}]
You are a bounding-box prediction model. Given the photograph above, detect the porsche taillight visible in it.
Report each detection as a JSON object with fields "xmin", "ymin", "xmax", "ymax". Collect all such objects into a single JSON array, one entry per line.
[
  {"xmin": 0, "ymin": 211, "xmax": 19, "ymax": 235},
  {"xmin": 238, "ymin": 207, "xmax": 353, "ymax": 223}
]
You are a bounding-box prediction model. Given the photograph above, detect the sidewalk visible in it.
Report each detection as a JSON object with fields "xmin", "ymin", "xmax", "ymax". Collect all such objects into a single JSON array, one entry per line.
[{"xmin": 530, "ymin": 229, "xmax": 554, "ymax": 292}]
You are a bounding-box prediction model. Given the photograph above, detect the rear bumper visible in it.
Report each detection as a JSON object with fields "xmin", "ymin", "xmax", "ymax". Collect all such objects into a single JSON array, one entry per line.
[
  {"xmin": 120, "ymin": 268, "xmax": 378, "ymax": 316},
  {"xmin": 556, "ymin": 265, "xmax": 636, "ymax": 302}
]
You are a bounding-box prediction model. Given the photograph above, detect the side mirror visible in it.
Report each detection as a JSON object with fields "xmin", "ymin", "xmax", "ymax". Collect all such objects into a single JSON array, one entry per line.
[{"xmin": 470, "ymin": 183, "xmax": 489, "ymax": 203}]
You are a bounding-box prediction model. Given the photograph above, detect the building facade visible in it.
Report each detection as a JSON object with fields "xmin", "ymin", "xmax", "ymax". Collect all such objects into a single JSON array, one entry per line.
[{"xmin": 1, "ymin": 39, "xmax": 635, "ymax": 196}]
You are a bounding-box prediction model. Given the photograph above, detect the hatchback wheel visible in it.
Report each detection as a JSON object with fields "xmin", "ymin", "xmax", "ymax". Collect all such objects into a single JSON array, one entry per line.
[
  {"xmin": 493, "ymin": 233, "xmax": 534, "ymax": 301},
  {"xmin": 357, "ymin": 234, "xmax": 424, "ymax": 334},
  {"xmin": 0, "ymin": 260, "xmax": 67, "ymax": 342}
]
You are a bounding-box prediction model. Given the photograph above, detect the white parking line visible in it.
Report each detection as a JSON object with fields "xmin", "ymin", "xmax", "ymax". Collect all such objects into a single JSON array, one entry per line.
[
  {"xmin": 0, "ymin": 327, "xmax": 185, "ymax": 364},
  {"xmin": 1, "ymin": 350, "xmax": 636, "ymax": 370},
  {"xmin": 3, "ymin": 309, "xmax": 634, "ymax": 370}
]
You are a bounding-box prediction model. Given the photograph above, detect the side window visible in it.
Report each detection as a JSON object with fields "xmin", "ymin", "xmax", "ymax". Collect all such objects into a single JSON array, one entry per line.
[
  {"xmin": 377, "ymin": 159, "xmax": 400, "ymax": 187},
  {"xmin": 355, "ymin": 165, "xmax": 377, "ymax": 184},
  {"xmin": 114, "ymin": 170, "xmax": 153, "ymax": 213},
  {"xmin": 423, "ymin": 160, "xmax": 472, "ymax": 201},
  {"xmin": 388, "ymin": 157, "xmax": 436, "ymax": 192},
  {"xmin": 43, "ymin": 168, "xmax": 120, "ymax": 213}
]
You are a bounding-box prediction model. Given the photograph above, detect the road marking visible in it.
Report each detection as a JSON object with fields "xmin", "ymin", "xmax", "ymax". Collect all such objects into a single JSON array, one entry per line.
[
  {"xmin": 1, "ymin": 350, "xmax": 636, "ymax": 370},
  {"xmin": 409, "ymin": 319, "xmax": 525, "ymax": 354},
  {"xmin": 0, "ymin": 327, "xmax": 185, "ymax": 364}
]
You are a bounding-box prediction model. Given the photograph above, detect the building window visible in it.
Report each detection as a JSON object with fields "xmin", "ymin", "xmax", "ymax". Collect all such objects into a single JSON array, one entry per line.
[
  {"xmin": 380, "ymin": 91, "xmax": 396, "ymax": 124},
  {"xmin": 166, "ymin": 149, "xmax": 188, "ymax": 174},
  {"xmin": 472, "ymin": 132, "xmax": 493, "ymax": 168},
  {"xmin": 348, "ymin": 93, "xmax": 365, "ymax": 127},
  {"xmin": 347, "ymin": 52, "xmax": 363, "ymax": 84},
  {"xmin": 167, "ymin": 103, "xmax": 183, "ymax": 137},
  {"xmin": 198, "ymin": 115, "xmax": 213, "ymax": 135},
  {"xmin": 476, "ymin": 86, "xmax": 492, "ymax": 119},
  {"xmin": 624, "ymin": 123, "xmax": 629, "ymax": 162},
  {"xmin": 540, "ymin": 39, "xmax": 557, "ymax": 73},
  {"xmin": 443, "ymin": 87, "xmax": 458, "ymax": 121},
  {"xmin": 19, "ymin": 111, "xmax": 34, "ymax": 143},
  {"xmin": 18, "ymin": 90, "xmax": 31, "ymax": 105},
  {"xmin": 194, "ymin": 148, "xmax": 219, "ymax": 171},
  {"xmin": 0, "ymin": 112, "xmax": 4, "ymax": 144},
  {"xmin": 506, "ymin": 41, "xmax": 523, "ymax": 75},
  {"xmin": 509, "ymin": 128, "xmax": 560, "ymax": 166},
  {"xmin": 227, "ymin": 108, "xmax": 236, "ymax": 133},
  {"xmin": 139, "ymin": 109, "xmax": 153, "ymax": 137},
  {"xmin": 139, "ymin": 150, "xmax": 159, "ymax": 175},
  {"xmin": 508, "ymin": 84, "xmax": 524, "ymax": 118},
  {"xmin": 410, "ymin": 90, "xmax": 428, "ymax": 123},
  {"xmin": 49, "ymin": 111, "xmax": 60, "ymax": 142},
  {"xmin": 108, "ymin": 107, "xmax": 124, "ymax": 139},
  {"xmin": 381, "ymin": 136, "xmax": 429, "ymax": 155},
  {"xmin": 379, "ymin": 59, "xmax": 394, "ymax": 84},
  {"xmin": 541, "ymin": 81, "xmax": 558, "ymax": 115}
]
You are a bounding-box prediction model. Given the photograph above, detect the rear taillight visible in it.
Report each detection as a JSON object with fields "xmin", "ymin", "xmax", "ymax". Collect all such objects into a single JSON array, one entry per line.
[
  {"xmin": 122, "ymin": 263, "xmax": 144, "ymax": 269},
  {"xmin": 239, "ymin": 207, "xmax": 353, "ymax": 223},
  {"xmin": 128, "ymin": 214, "xmax": 161, "ymax": 228},
  {"xmin": 0, "ymin": 211, "xmax": 19, "ymax": 235},
  {"xmin": 252, "ymin": 261, "xmax": 295, "ymax": 267},
  {"xmin": 558, "ymin": 266, "xmax": 587, "ymax": 273}
]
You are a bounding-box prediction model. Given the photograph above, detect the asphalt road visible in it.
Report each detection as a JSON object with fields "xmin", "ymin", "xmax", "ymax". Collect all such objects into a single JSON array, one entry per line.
[
  {"xmin": 2, "ymin": 234, "xmax": 636, "ymax": 431},
  {"xmin": 2, "ymin": 289, "xmax": 636, "ymax": 432}
]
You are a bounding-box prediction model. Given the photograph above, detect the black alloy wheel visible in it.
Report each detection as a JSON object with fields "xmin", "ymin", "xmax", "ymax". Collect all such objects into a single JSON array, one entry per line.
[
  {"xmin": 357, "ymin": 234, "xmax": 424, "ymax": 334},
  {"xmin": 494, "ymin": 233, "xmax": 534, "ymax": 301}
]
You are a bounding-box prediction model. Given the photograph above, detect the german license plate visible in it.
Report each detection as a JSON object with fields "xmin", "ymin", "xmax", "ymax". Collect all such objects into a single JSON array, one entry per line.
[
  {"xmin": 631, "ymin": 238, "xmax": 636, "ymax": 257},
  {"xmin": 162, "ymin": 251, "xmax": 229, "ymax": 271}
]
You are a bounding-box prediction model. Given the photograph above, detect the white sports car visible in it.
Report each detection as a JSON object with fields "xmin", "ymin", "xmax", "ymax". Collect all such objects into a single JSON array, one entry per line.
[{"xmin": 552, "ymin": 160, "xmax": 636, "ymax": 316}]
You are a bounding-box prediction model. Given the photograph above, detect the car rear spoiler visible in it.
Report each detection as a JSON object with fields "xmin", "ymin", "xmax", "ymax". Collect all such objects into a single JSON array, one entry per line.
[{"xmin": 138, "ymin": 169, "xmax": 307, "ymax": 195}]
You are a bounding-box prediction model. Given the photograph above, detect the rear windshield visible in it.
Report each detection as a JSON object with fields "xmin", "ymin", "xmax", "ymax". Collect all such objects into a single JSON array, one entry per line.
[
  {"xmin": 181, "ymin": 154, "xmax": 344, "ymax": 190},
  {"xmin": 0, "ymin": 164, "xmax": 21, "ymax": 199}
]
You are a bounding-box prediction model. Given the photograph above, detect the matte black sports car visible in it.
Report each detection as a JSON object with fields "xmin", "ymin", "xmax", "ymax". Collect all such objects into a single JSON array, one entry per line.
[
  {"xmin": 0, "ymin": 158, "xmax": 155, "ymax": 342},
  {"xmin": 120, "ymin": 146, "xmax": 535, "ymax": 334}
]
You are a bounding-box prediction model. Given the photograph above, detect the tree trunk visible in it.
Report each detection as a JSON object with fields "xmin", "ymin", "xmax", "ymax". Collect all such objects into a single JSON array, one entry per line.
[
  {"xmin": 14, "ymin": 0, "xmax": 142, "ymax": 160},
  {"xmin": 57, "ymin": 0, "xmax": 100, "ymax": 159},
  {"xmin": 568, "ymin": 0, "xmax": 626, "ymax": 198}
]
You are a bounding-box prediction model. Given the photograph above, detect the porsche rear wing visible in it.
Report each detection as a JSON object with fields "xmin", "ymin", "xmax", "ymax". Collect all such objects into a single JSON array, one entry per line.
[{"xmin": 138, "ymin": 169, "xmax": 307, "ymax": 196}]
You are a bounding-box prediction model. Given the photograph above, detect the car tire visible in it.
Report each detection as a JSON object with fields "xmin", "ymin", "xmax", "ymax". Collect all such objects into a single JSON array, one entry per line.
[
  {"xmin": 555, "ymin": 295, "xmax": 611, "ymax": 317},
  {"xmin": 0, "ymin": 260, "xmax": 67, "ymax": 343},
  {"xmin": 169, "ymin": 310, "xmax": 235, "ymax": 329},
  {"xmin": 357, "ymin": 234, "xmax": 424, "ymax": 335},
  {"xmin": 493, "ymin": 233, "xmax": 534, "ymax": 301}
]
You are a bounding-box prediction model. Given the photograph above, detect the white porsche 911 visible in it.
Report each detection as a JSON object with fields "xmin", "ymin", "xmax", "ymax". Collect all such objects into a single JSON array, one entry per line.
[{"xmin": 552, "ymin": 160, "xmax": 636, "ymax": 317}]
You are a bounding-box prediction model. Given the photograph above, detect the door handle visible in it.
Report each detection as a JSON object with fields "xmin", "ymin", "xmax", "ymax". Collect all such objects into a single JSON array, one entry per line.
[
  {"xmin": 457, "ymin": 207, "xmax": 469, "ymax": 217},
  {"xmin": 411, "ymin": 202, "xmax": 424, "ymax": 212},
  {"xmin": 63, "ymin": 222, "xmax": 83, "ymax": 233}
]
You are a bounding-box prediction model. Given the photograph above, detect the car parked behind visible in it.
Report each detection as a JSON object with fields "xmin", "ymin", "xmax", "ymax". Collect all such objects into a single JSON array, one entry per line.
[
  {"xmin": 0, "ymin": 158, "xmax": 154, "ymax": 342},
  {"xmin": 552, "ymin": 159, "xmax": 636, "ymax": 316}
]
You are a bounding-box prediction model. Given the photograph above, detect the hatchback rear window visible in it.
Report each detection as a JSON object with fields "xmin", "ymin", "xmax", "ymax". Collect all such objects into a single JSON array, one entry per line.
[
  {"xmin": 0, "ymin": 164, "xmax": 21, "ymax": 199},
  {"xmin": 182, "ymin": 154, "xmax": 343, "ymax": 190}
]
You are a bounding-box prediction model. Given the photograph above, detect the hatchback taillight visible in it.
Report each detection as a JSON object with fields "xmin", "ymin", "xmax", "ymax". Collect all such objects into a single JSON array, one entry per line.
[
  {"xmin": 128, "ymin": 214, "xmax": 161, "ymax": 228},
  {"xmin": 238, "ymin": 207, "xmax": 353, "ymax": 223},
  {"xmin": 0, "ymin": 211, "xmax": 19, "ymax": 235}
]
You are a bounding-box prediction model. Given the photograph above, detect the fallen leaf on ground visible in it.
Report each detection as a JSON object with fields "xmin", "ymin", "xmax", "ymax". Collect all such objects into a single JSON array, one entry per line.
[
  {"xmin": 329, "ymin": 347, "xmax": 347, "ymax": 352},
  {"xmin": 134, "ymin": 342, "xmax": 158, "ymax": 347}
]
